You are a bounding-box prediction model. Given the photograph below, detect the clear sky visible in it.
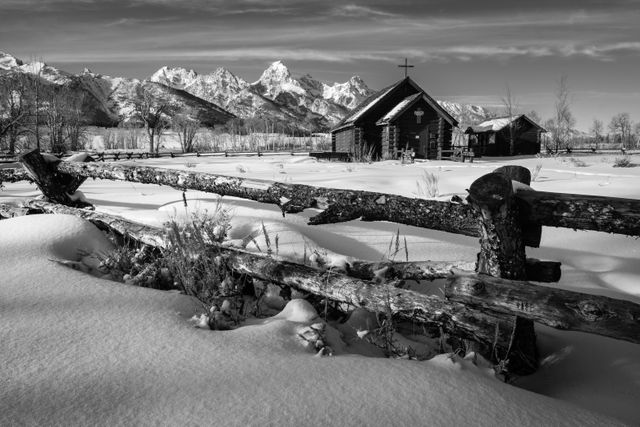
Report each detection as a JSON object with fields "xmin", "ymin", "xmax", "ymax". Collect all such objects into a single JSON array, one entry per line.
[{"xmin": 2, "ymin": 0, "xmax": 639, "ymax": 130}]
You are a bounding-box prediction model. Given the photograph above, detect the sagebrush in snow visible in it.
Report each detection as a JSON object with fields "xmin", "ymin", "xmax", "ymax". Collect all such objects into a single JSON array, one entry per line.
[
  {"xmin": 531, "ymin": 163, "xmax": 543, "ymax": 182},
  {"xmin": 87, "ymin": 238, "xmax": 171, "ymax": 289},
  {"xmin": 350, "ymin": 142, "xmax": 376, "ymax": 163},
  {"xmin": 162, "ymin": 205, "xmax": 252, "ymax": 324},
  {"xmin": 415, "ymin": 171, "xmax": 439, "ymax": 198},
  {"xmin": 384, "ymin": 228, "xmax": 409, "ymax": 262},
  {"xmin": 613, "ymin": 155, "xmax": 633, "ymax": 168}
]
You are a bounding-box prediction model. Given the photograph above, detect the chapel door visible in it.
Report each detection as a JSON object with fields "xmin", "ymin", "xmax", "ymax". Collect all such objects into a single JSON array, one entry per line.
[
  {"xmin": 427, "ymin": 126, "xmax": 438, "ymax": 159},
  {"xmin": 417, "ymin": 129, "xmax": 429, "ymax": 158}
]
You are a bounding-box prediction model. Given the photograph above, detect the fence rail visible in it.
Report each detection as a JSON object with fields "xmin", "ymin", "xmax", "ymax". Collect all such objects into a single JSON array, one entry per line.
[
  {"xmin": 0, "ymin": 148, "xmax": 315, "ymax": 164},
  {"xmin": 2, "ymin": 149, "xmax": 639, "ymax": 376}
]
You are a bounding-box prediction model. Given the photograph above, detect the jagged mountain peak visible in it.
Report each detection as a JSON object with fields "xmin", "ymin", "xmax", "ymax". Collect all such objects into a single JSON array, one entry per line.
[
  {"xmin": 347, "ymin": 76, "xmax": 370, "ymax": 93},
  {"xmin": 255, "ymin": 60, "xmax": 293, "ymax": 85},
  {"xmin": 253, "ymin": 60, "xmax": 307, "ymax": 100},
  {"xmin": 267, "ymin": 60, "xmax": 289, "ymax": 73},
  {"xmin": 0, "ymin": 53, "xmax": 67, "ymax": 82},
  {"xmin": 150, "ymin": 66, "xmax": 198, "ymax": 89},
  {"xmin": 0, "ymin": 51, "xmax": 24, "ymax": 69},
  {"xmin": 209, "ymin": 67, "xmax": 247, "ymax": 85},
  {"xmin": 212, "ymin": 67, "xmax": 234, "ymax": 77},
  {"xmin": 322, "ymin": 76, "xmax": 373, "ymax": 110}
]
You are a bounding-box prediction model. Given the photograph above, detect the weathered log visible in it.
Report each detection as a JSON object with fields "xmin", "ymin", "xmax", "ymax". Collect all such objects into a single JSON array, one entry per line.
[
  {"xmin": 0, "ymin": 167, "xmax": 33, "ymax": 185},
  {"xmin": 347, "ymin": 258, "xmax": 558, "ymax": 283},
  {"xmin": 19, "ymin": 149, "xmax": 92, "ymax": 208},
  {"xmin": 347, "ymin": 259, "xmax": 475, "ymax": 281},
  {"xmin": 515, "ymin": 189, "xmax": 640, "ymax": 237},
  {"xmin": 23, "ymin": 200, "xmax": 166, "ymax": 247},
  {"xmin": 11, "ymin": 200, "xmax": 517, "ymax": 357},
  {"xmin": 11, "ymin": 201, "xmax": 634, "ymax": 359},
  {"xmin": 446, "ymin": 274, "xmax": 640, "ymax": 345},
  {"xmin": 0, "ymin": 202, "xmax": 565, "ymax": 285},
  {"xmin": 224, "ymin": 249, "xmax": 520, "ymax": 352},
  {"xmin": 20, "ymin": 200, "xmax": 475, "ymax": 281},
  {"xmin": 23, "ymin": 153, "xmax": 640, "ymax": 240},
  {"xmin": 468, "ymin": 167, "xmax": 538, "ymax": 375},
  {"xmin": 47, "ymin": 157, "xmax": 640, "ymax": 238},
  {"xmin": 52, "ymin": 160, "xmax": 480, "ymax": 236}
]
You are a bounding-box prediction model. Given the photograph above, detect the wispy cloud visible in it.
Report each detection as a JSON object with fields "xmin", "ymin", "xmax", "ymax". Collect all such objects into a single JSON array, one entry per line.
[
  {"xmin": 104, "ymin": 17, "xmax": 177, "ymax": 27},
  {"xmin": 331, "ymin": 4, "xmax": 398, "ymax": 18},
  {"xmin": 42, "ymin": 46, "xmax": 439, "ymax": 65},
  {"xmin": 217, "ymin": 7, "xmax": 295, "ymax": 15}
]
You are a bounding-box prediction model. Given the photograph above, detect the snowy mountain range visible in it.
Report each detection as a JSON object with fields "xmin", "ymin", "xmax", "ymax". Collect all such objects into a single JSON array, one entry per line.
[
  {"xmin": 149, "ymin": 60, "xmax": 373, "ymax": 130},
  {"xmin": 0, "ymin": 52, "xmax": 234, "ymax": 127},
  {"xmin": 0, "ymin": 51, "xmax": 492, "ymax": 132}
]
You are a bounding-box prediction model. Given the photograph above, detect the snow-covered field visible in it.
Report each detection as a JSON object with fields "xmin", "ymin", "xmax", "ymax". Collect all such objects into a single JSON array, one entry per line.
[{"xmin": 1, "ymin": 153, "xmax": 639, "ymax": 426}]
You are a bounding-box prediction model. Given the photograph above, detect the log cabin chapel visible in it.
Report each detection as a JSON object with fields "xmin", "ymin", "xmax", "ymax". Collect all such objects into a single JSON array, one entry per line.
[
  {"xmin": 330, "ymin": 58, "xmax": 546, "ymax": 160},
  {"xmin": 330, "ymin": 76, "xmax": 458, "ymax": 160}
]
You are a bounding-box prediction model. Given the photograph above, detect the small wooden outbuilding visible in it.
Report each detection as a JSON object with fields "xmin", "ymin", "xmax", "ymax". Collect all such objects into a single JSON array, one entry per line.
[
  {"xmin": 330, "ymin": 77, "xmax": 458, "ymax": 159},
  {"xmin": 465, "ymin": 115, "xmax": 546, "ymax": 156}
]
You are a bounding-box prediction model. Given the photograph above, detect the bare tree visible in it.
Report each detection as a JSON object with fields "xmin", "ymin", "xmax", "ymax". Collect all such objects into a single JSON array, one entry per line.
[
  {"xmin": 101, "ymin": 127, "xmax": 117, "ymax": 150},
  {"xmin": 43, "ymin": 87, "xmax": 69, "ymax": 153},
  {"xmin": 501, "ymin": 84, "xmax": 519, "ymax": 155},
  {"xmin": 131, "ymin": 85, "xmax": 173, "ymax": 154},
  {"xmin": 65, "ymin": 92, "xmax": 87, "ymax": 151},
  {"xmin": 590, "ymin": 118, "xmax": 604, "ymax": 151},
  {"xmin": 116, "ymin": 121, "xmax": 141, "ymax": 150},
  {"xmin": 172, "ymin": 113, "xmax": 200, "ymax": 153},
  {"xmin": 634, "ymin": 122, "xmax": 640, "ymax": 148},
  {"xmin": 609, "ymin": 113, "xmax": 633, "ymax": 149},
  {"xmin": 37, "ymin": 86, "xmax": 88, "ymax": 153},
  {"xmin": 548, "ymin": 75, "xmax": 575, "ymax": 153},
  {"xmin": 29, "ymin": 59, "xmax": 45, "ymax": 150},
  {"xmin": 0, "ymin": 74, "xmax": 32, "ymax": 154}
]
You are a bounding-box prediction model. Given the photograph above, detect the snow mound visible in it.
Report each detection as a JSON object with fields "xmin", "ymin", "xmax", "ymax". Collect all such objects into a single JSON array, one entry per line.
[{"xmin": 272, "ymin": 298, "xmax": 320, "ymax": 323}]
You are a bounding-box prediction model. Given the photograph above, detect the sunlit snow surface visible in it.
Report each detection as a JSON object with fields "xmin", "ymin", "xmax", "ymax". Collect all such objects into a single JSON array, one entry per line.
[{"xmin": 2, "ymin": 153, "xmax": 639, "ymax": 425}]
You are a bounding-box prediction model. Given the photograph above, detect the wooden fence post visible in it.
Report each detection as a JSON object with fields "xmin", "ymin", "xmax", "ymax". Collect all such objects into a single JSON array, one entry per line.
[
  {"xmin": 467, "ymin": 166, "xmax": 538, "ymax": 375},
  {"xmin": 19, "ymin": 149, "xmax": 93, "ymax": 208},
  {"xmin": 494, "ymin": 165, "xmax": 542, "ymax": 248}
]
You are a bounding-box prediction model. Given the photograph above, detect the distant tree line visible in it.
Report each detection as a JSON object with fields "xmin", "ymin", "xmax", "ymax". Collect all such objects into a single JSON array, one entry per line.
[{"xmin": 0, "ymin": 73, "xmax": 87, "ymax": 154}]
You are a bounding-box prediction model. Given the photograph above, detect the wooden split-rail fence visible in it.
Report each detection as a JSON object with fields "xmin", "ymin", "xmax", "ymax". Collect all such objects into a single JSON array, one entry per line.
[
  {"xmin": 0, "ymin": 149, "xmax": 315, "ymax": 164},
  {"xmin": 1, "ymin": 149, "xmax": 639, "ymax": 376}
]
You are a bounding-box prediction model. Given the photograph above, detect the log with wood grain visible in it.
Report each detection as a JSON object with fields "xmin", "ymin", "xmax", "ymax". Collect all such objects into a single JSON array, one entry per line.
[
  {"xmin": 15, "ymin": 149, "xmax": 640, "ymax": 238},
  {"xmin": 3, "ymin": 201, "xmax": 638, "ymax": 345},
  {"xmin": 0, "ymin": 200, "xmax": 521, "ymax": 362},
  {"xmin": 446, "ymin": 274, "xmax": 640, "ymax": 344}
]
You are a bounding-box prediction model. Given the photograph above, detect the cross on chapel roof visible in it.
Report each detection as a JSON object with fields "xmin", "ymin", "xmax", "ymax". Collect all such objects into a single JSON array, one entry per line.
[{"xmin": 398, "ymin": 58, "xmax": 414, "ymax": 77}]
